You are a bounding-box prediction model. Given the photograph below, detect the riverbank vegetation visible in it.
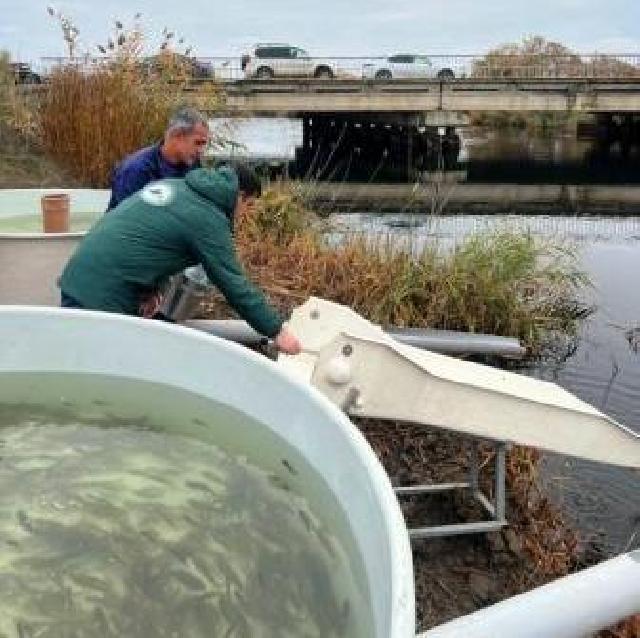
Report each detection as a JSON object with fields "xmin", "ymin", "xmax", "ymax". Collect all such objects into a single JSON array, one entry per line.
[
  {"xmin": 197, "ymin": 183, "xmax": 591, "ymax": 358},
  {"xmin": 0, "ymin": 52, "xmax": 77, "ymax": 187},
  {"xmin": 472, "ymin": 35, "xmax": 638, "ymax": 81}
]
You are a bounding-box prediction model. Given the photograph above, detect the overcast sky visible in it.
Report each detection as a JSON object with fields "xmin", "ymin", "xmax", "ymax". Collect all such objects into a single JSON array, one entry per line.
[{"xmin": 2, "ymin": 0, "xmax": 640, "ymax": 61}]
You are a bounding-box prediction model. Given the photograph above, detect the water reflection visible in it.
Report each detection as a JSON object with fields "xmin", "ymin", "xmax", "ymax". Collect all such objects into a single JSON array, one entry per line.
[
  {"xmin": 534, "ymin": 242, "xmax": 640, "ymax": 554},
  {"xmin": 461, "ymin": 128, "xmax": 640, "ymax": 184}
]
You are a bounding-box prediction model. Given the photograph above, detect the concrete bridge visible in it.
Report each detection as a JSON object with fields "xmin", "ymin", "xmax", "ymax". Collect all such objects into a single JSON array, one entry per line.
[
  {"xmin": 198, "ymin": 75, "xmax": 640, "ymax": 181},
  {"xmin": 29, "ymin": 54, "xmax": 640, "ymax": 183},
  {"xmin": 203, "ymin": 78, "xmax": 640, "ymax": 116},
  {"xmin": 33, "ymin": 53, "xmax": 640, "ymax": 115}
]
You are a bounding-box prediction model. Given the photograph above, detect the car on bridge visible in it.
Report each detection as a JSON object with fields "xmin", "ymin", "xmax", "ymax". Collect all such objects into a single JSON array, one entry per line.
[
  {"xmin": 241, "ymin": 44, "xmax": 336, "ymax": 79},
  {"xmin": 140, "ymin": 53, "xmax": 214, "ymax": 81},
  {"xmin": 9, "ymin": 62, "xmax": 42, "ymax": 85},
  {"xmin": 364, "ymin": 54, "xmax": 455, "ymax": 80}
]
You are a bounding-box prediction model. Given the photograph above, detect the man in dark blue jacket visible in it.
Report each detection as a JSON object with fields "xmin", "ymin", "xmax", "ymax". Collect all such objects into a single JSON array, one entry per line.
[{"xmin": 107, "ymin": 107, "xmax": 210, "ymax": 211}]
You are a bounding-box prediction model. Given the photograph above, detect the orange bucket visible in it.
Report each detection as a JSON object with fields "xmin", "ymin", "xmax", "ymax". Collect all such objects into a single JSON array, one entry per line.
[{"xmin": 41, "ymin": 193, "xmax": 71, "ymax": 233}]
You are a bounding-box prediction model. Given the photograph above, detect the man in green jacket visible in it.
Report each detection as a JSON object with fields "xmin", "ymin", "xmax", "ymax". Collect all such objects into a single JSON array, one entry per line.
[{"xmin": 59, "ymin": 164, "xmax": 302, "ymax": 355}]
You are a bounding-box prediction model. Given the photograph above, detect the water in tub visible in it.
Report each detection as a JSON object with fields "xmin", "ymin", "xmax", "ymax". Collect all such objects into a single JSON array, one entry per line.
[
  {"xmin": 0, "ymin": 212, "xmax": 99, "ymax": 233},
  {"xmin": 0, "ymin": 372, "xmax": 374, "ymax": 637}
]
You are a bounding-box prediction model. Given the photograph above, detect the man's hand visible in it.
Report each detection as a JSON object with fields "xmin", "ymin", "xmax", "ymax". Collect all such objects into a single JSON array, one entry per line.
[
  {"xmin": 273, "ymin": 325, "xmax": 302, "ymax": 355},
  {"xmin": 139, "ymin": 291, "xmax": 163, "ymax": 318}
]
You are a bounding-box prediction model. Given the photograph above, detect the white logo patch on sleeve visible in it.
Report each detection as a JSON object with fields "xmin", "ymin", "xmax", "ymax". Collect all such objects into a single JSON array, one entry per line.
[{"xmin": 141, "ymin": 182, "xmax": 175, "ymax": 207}]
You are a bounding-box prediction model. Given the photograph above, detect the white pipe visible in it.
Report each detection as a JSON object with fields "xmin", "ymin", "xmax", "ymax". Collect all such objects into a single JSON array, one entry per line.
[{"xmin": 420, "ymin": 550, "xmax": 640, "ymax": 638}]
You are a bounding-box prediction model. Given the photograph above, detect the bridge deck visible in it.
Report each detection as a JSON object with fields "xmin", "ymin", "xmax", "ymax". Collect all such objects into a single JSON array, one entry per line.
[{"xmin": 204, "ymin": 78, "xmax": 640, "ymax": 114}]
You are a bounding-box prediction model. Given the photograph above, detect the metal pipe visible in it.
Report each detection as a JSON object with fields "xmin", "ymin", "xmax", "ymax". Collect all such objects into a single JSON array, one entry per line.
[
  {"xmin": 394, "ymin": 483, "xmax": 470, "ymax": 495},
  {"xmin": 184, "ymin": 319, "xmax": 268, "ymax": 346},
  {"xmin": 409, "ymin": 520, "xmax": 506, "ymax": 539},
  {"xmin": 182, "ymin": 320, "xmax": 526, "ymax": 358},
  {"xmin": 469, "ymin": 441, "xmax": 479, "ymax": 494},
  {"xmin": 387, "ymin": 327, "xmax": 525, "ymax": 358},
  {"xmin": 420, "ymin": 550, "xmax": 640, "ymax": 638}
]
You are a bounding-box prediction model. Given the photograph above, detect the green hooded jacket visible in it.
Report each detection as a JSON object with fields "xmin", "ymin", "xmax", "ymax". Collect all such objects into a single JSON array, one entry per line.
[{"xmin": 59, "ymin": 167, "xmax": 283, "ymax": 337}]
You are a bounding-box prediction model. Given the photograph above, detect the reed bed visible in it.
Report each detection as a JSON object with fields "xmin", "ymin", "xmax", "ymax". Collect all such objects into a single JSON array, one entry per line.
[
  {"xmin": 200, "ymin": 184, "xmax": 591, "ymax": 357},
  {"xmin": 37, "ymin": 15, "xmax": 222, "ymax": 186}
]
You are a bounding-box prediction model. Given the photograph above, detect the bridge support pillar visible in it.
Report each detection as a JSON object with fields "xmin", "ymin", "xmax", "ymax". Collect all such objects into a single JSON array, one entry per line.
[
  {"xmin": 297, "ymin": 116, "xmax": 314, "ymax": 177},
  {"xmin": 293, "ymin": 113, "xmax": 464, "ymax": 183},
  {"xmin": 407, "ymin": 125, "xmax": 414, "ymax": 181}
]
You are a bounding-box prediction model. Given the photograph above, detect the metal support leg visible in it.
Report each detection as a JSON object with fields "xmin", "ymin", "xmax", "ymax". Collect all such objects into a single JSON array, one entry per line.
[
  {"xmin": 469, "ymin": 440, "xmax": 479, "ymax": 494},
  {"xmin": 395, "ymin": 437, "xmax": 509, "ymax": 539},
  {"xmin": 495, "ymin": 441, "xmax": 507, "ymax": 523}
]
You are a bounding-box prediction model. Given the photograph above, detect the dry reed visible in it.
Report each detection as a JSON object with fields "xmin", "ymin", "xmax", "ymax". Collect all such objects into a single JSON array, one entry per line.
[
  {"xmin": 203, "ymin": 184, "xmax": 590, "ymax": 356},
  {"xmin": 37, "ymin": 15, "xmax": 222, "ymax": 186}
]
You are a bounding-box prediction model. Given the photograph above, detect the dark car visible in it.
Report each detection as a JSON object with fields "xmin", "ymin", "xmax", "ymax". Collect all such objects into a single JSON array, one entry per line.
[
  {"xmin": 141, "ymin": 54, "xmax": 214, "ymax": 81},
  {"xmin": 10, "ymin": 62, "xmax": 42, "ymax": 85}
]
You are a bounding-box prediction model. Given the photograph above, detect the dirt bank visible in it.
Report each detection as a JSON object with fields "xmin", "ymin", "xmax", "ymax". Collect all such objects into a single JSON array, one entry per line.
[{"xmin": 358, "ymin": 419, "xmax": 639, "ymax": 636}]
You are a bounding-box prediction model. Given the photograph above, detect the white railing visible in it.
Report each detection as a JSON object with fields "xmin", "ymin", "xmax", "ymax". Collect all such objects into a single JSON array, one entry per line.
[{"xmin": 27, "ymin": 53, "xmax": 640, "ymax": 83}]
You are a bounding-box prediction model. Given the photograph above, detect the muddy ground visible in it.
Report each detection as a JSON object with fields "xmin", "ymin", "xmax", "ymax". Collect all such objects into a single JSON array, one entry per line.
[{"xmin": 358, "ymin": 419, "xmax": 639, "ymax": 636}]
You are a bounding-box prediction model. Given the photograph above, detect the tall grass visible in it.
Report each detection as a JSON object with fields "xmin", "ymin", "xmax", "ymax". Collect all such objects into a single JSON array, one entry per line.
[
  {"xmin": 0, "ymin": 52, "xmax": 12, "ymax": 119},
  {"xmin": 203, "ymin": 185, "xmax": 589, "ymax": 356},
  {"xmin": 0, "ymin": 51, "xmax": 73, "ymax": 187},
  {"xmin": 0, "ymin": 51, "xmax": 36, "ymax": 140},
  {"xmin": 37, "ymin": 16, "xmax": 222, "ymax": 186},
  {"xmin": 40, "ymin": 65, "xmax": 174, "ymax": 186}
]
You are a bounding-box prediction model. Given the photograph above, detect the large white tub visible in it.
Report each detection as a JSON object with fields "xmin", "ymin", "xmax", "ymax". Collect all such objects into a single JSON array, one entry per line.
[
  {"xmin": 0, "ymin": 306, "xmax": 415, "ymax": 636},
  {"xmin": 0, "ymin": 188, "xmax": 109, "ymax": 305}
]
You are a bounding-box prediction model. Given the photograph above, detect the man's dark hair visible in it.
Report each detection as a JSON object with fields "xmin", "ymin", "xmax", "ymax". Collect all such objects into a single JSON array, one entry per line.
[{"xmin": 230, "ymin": 163, "xmax": 262, "ymax": 198}]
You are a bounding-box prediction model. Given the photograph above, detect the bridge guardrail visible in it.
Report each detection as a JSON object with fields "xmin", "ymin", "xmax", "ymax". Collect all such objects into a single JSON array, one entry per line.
[{"xmin": 30, "ymin": 54, "xmax": 640, "ymax": 84}]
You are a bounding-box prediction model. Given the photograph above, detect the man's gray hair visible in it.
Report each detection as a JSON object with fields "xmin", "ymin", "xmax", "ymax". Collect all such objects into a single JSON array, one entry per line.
[{"xmin": 165, "ymin": 107, "xmax": 209, "ymax": 136}]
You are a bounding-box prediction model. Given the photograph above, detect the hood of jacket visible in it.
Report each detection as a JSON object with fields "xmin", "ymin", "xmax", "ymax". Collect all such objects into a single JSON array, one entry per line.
[{"xmin": 184, "ymin": 167, "xmax": 238, "ymax": 220}]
